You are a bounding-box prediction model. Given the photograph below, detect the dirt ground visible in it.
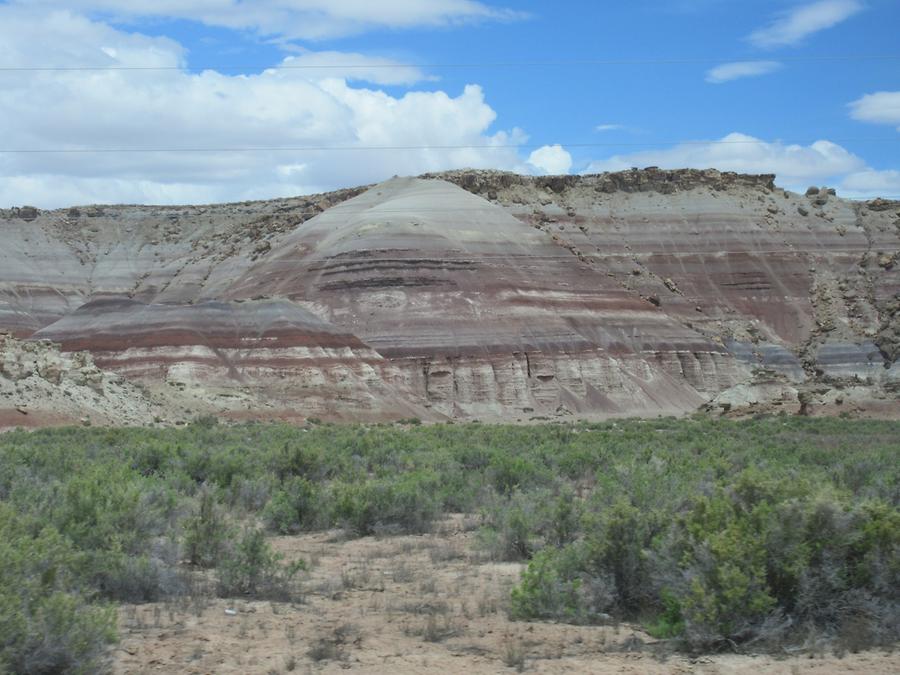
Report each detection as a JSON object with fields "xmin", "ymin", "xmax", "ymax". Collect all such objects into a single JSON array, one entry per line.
[{"xmin": 113, "ymin": 517, "xmax": 899, "ymax": 674}]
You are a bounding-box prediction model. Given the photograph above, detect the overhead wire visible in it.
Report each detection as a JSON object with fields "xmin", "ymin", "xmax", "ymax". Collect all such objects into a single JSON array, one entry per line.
[
  {"xmin": 2, "ymin": 54, "xmax": 897, "ymax": 200},
  {"xmin": 2, "ymin": 54, "xmax": 900, "ymax": 72},
  {"xmin": 1, "ymin": 137, "xmax": 898, "ymax": 154}
]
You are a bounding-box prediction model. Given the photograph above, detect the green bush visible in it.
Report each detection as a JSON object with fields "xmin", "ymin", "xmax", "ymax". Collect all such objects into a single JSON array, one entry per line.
[
  {"xmin": 510, "ymin": 468, "xmax": 900, "ymax": 650},
  {"xmin": 479, "ymin": 491, "xmax": 541, "ymax": 561},
  {"xmin": 263, "ymin": 477, "xmax": 321, "ymax": 534},
  {"xmin": 330, "ymin": 473, "xmax": 440, "ymax": 536},
  {"xmin": 97, "ymin": 552, "xmax": 186, "ymax": 603},
  {"xmin": 0, "ymin": 416, "xmax": 897, "ymax": 657},
  {"xmin": 488, "ymin": 453, "xmax": 542, "ymax": 496},
  {"xmin": 510, "ymin": 545, "xmax": 591, "ymax": 622},
  {"xmin": 217, "ymin": 528, "xmax": 305, "ymax": 600},
  {"xmin": 183, "ymin": 484, "xmax": 230, "ymax": 567},
  {"xmin": 508, "ymin": 499, "xmax": 659, "ymax": 622},
  {"xmin": 644, "ymin": 590, "xmax": 685, "ymax": 639},
  {"xmin": 0, "ymin": 505, "xmax": 116, "ymax": 674},
  {"xmin": 479, "ymin": 487, "xmax": 583, "ymax": 562},
  {"xmin": 53, "ymin": 463, "xmax": 172, "ymax": 555}
]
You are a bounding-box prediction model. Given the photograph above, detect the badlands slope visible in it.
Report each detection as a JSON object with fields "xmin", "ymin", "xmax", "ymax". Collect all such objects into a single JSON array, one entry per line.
[{"xmin": 1, "ymin": 169, "xmax": 898, "ymax": 426}]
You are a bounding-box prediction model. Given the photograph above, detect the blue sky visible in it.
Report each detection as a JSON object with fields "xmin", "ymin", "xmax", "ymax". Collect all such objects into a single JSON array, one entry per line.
[{"xmin": 1, "ymin": 0, "xmax": 899, "ymax": 206}]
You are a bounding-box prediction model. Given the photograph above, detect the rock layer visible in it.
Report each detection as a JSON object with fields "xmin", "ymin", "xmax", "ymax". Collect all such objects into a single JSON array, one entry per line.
[
  {"xmin": 33, "ymin": 298, "xmax": 428, "ymax": 422},
  {"xmin": 0, "ymin": 332, "xmax": 164, "ymax": 428},
  {"xmin": 1, "ymin": 169, "xmax": 898, "ymax": 426}
]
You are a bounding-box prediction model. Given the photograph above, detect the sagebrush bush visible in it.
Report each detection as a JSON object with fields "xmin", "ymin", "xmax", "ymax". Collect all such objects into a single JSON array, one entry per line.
[
  {"xmin": 263, "ymin": 476, "xmax": 321, "ymax": 534},
  {"xmin": 510, "ymin": 468, "xmax": 900, "ymax": 651},
  {"xmin": 0, "ymin": 504, "xmax": 116, "ymax": 674},
  {"xmin": 97, "ymin": 552, "xmax": 187, "ymax": 603},
  {"xmin": 331, "ymin": 473, "xmax": 440, "ymax": 536},
  {"xmin": 183, "ymin": 484, "xmax": 230, "ymax": 568},
  {"xmin": 480, "ymin": 487, "xmax": 584, "ymax": 561},
  {"xmin": 0, "ymin": 416, "xmax": 896, "ymax": 660},
  {"xmin": 217, "ymin": 528, "xmax": 305, "ymax": 600}
]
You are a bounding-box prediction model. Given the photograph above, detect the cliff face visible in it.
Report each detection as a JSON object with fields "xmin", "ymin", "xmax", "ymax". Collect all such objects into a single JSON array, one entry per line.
[
  {"xmin": 432, "ymin": 170, "xmax": 899, "ymax": 376},
  {"xmin": 0, "ymin": 332, "xmax": 166, "ymax": 428},
  {"xmin": 1, "ymin": 169, "xmax": 898, "ymax": 426}
]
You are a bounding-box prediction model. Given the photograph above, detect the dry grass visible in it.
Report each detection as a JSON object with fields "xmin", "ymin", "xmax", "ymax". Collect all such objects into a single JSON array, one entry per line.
[{"xmin": 111, "ymin": 517, "xmax": 900, "ymax": 674}]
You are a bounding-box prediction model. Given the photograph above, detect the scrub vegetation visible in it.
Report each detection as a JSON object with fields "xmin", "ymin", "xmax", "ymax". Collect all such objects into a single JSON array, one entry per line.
[{"xmin": 0, "ymin": 416, "xmax": 897, "ymax": 672}]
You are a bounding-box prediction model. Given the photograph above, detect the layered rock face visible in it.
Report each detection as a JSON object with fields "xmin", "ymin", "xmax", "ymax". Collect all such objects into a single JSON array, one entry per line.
[
  {"xmin": 224, "ymin": 178, "xmax": 739, "ymax": 418},
  {"xmin": 35, "ymin": 298, "xmax": 426, "ymax": 422},
  {"xmin": 431, "ymin": 170, "xmax": 900, "ymax": 382},
  {"xmin": 0, "ymin": 332, "xmax": 163, "ymax": 428},
  {"xmin": 1, "ymin": 169, "xmax": 897, "ymax": 426}
]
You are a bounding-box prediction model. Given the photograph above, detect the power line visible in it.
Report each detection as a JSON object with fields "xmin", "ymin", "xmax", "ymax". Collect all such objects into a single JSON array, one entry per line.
[
  {"xmin": 2, "ymin": 137, "xmax": 898, "ymax": 154},
  {"xmin": 2, "ymin": 54, "xmax": 900, "ymax": 73}
]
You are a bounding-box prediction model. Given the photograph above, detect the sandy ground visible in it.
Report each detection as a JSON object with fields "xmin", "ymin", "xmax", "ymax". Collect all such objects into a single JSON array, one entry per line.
[{"xmin": 113, "ymin": 518, "xmax": 898, "ymax": 674}]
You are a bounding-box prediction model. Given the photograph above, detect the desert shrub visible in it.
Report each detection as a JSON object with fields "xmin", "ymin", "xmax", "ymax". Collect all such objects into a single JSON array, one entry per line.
[
  {"xmin": 510, "ymin": 537, "xmax": 620, "ymax": 624},
  {"xmin": 546, "ymin": 487, "xmax": 582, "ymax": 547},
  {"xmin": 488, "ymin": 453, "xmax": 543, "ymax": 496},
  {"xmin": 479, "ymin": 504, "xmax": 536, "ymax": 561},
  {"xmin": 217, "ymin": 528, "xmax": 305, "ymax": 600},
  {"xmin": 508, "ymin": 499, "xmax": 659, "ymax": 622},
  {"xmin": 644, "ymin": 590, "xmax": 685, "ymax": 639},
  {"xmin": 583, "ymin": 499, "xmax": 661, "ymax": 612},
  {"xmin": 330, "ymin": 472, "xmax": 440, "ymax": 536},
  {"xmin": 0, "ymin": 505, "xmax": 116, "ymax": 674},
  {"xmin": 479, "ymin": 486, "xmax": 582, "ymax": 562},
  {"xmin": 183, "ymin": 484, "xmax": 230, "ymax": 567},
  {"xmin": 229, "ymin": 476, "xmax": 271, "ymax": 512},
  {"xmin": 510, "ymin": 545, "xmax": 591, "ymax": 622},
  {"xmin": 96, "ymin": 553, "xmax": 187, "ymax": 603},
  {"xmin": 510, "ymin": 467, "xmax": 900, "ymax": 651},
  {"xmin": 676, "ymin": 493, "xmax": 779, "ymax": 645},
  {"xmin": 269, "ymin": 442, "xmax": 334, "ymax": 482},
  {"xmin": 263, "ymin": 477, "xmax": 321, "ymax": 534},
  {"xmin": 672, "ymin": 474, "xmax": 899, "ymax": 648},
  {"xmin": 0, "ymin": 416, "xmax": 897, "ymax": 657},
  {"xmin": 52, "ymin": 463, "xmax": 174, "ymax": 556}
]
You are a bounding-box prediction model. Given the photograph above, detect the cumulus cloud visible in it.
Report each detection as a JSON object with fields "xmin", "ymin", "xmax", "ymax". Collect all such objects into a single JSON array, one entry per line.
[
  {"xmin": 0, "ymin": 7, "xmax": 532, "ymax": 207},
  {"xmin": 583, "ymin": 133, "xmax": 867, "ymax": 191},
  {"xmin": 527, "ymin": 145, "xmax": 573, "ymax": 175},
  {"xmin": 10, "ymin": 0, "xmax": 522, "ymax": 41},
  {"xmin": 3, "ymin": 5, "xmax": 894, "ymax": 208},
  {"xmin": 839, "ymin": 169, "xmax": 900, "ymax": 199},
  {"xmin": 849, "ymin": 91, "xmax": 900, "ymax": 130},
  {"xmin": 705, "ymin": 60, "xmax": 782, "ymax": 84},
  {"xmin": 748, "ymin": 0, "xmax": 863, "ymax": 48}
]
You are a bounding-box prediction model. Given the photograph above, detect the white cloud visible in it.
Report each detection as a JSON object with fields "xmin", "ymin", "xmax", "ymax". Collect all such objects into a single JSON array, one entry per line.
[
  {"xmin": 595, "ymin": 124, "xmax": 625, "ymax": 132},
  {"xmin": 849, "ymin": 91, "xmax": 900, "ymax": 130},
  {"xmin": 839, "ymin": 169, "xmax": 900, "ymax": 199},
  {"xmin": 705, "ymin": 60, "xmax": 782, "ymax": 84},
  {"xmin": 275, "ymin": 52, "xmax": 430, "ymax": 86},
  {"xmin": 583, "ymin": 133, "xmax": 867, "ymax": 191},
  {"xmin": 527, "ymin": 145, "xmax": 572, "ymax": 175},
  {"xmin": 0, "ymin": 7, "xmax": 531, "ymax": 208},
  {"xmin": 748, "ymin": 0, "xmax": 863, "ymax": 48},
  {"xmin": 10, "ymin": 0, "xmax": 522, "ymax": 41}
]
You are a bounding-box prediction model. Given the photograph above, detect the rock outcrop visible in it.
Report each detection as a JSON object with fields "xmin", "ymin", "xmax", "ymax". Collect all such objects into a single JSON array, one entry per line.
[
  {"xmin": 1, "ymin": 169, "xmax": 898, "ymax": 427},
  {"xmin": 34, "ymin": 298, "xmax": 428, "ymax": 423},
  {"xmin": 0, "ymin": 332, "xmax": 165, "ymax": 428}
]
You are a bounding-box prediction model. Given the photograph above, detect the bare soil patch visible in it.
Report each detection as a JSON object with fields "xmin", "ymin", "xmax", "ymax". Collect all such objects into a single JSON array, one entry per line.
[{"xmin": 113, "ymin": 518, "xmax": 898, "ymax": 674}]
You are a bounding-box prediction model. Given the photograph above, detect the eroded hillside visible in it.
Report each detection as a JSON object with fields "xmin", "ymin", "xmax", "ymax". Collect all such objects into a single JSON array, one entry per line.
[{"xmin": 1, "ymin": 169, "xmax": 898, "ymax": 426}]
